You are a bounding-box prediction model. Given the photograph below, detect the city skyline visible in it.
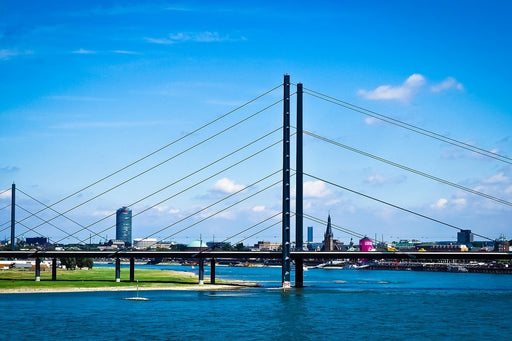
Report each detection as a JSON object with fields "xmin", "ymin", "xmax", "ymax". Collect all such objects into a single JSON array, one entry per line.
[{"xmin": 1, "ymin": 1, "xmax": 512, "ymax": 244}]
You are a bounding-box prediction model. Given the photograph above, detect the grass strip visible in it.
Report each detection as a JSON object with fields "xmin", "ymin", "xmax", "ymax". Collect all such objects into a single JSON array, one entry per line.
[{"xmin": 0, "ymin": 267, "xmax": 204, "ymax": 290}]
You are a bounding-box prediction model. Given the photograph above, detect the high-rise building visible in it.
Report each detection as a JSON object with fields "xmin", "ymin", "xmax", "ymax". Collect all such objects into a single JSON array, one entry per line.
[
  {"xmin": 307, "ymin": 226, "xmax": 313, "ymax": 243},
  {"xmin": 457, "ymin": 229, "xmax": 473, "ymax": 245},
  {"xmin": 116, "ymin": 206, "xmax": 132, "ymax": 247}
]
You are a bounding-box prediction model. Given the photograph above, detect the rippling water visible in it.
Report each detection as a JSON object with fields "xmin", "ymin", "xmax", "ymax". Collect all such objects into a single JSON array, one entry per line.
[{"xmin": 2, "ymin": 266, "xmax": 511, "ymax": 340}]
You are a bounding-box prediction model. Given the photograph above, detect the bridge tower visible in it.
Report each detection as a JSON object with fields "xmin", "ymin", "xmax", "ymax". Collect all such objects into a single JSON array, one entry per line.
[
  {"xmin": 295, "ymin": 82, "xmax": 304, "ymax": 288},
  {"xmin": 10, "ymin": 183, "xmax": 15, "ymax": 250},
  {"xmin": 282, "ymin": 75, "xmax": 291, "ymax": 288}
]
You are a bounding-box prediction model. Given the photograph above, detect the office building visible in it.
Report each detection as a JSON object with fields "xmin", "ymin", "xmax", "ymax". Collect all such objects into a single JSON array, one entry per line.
[
  {"xmin": 307, "ymin": 226, "xmax": 313, "ymax": 243},
  {"xmin": 457, "ymin": 229, "xmax": 473, "ymax": 245},
  {"xmin": 116, "ymin": 206, "xmax": 132, "ymax": 247}
]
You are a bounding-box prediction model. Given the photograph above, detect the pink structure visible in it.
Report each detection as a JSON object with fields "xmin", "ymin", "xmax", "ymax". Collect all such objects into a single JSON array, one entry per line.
[{"xmin": 359, "ymin": 237, "xmax": 373, "ymax": 252}]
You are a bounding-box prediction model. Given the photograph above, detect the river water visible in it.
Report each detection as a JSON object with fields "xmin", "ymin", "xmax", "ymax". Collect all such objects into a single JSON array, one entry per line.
[{"xmin": 2, "ymin": 265, "xmax": 511, "ymax": 340}]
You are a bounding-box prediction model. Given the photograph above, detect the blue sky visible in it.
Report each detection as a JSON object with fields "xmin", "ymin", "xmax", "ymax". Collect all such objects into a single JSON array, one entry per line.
[{"xmin": 1, "ymin": 1, "xmax": 511, "ymax": 245}]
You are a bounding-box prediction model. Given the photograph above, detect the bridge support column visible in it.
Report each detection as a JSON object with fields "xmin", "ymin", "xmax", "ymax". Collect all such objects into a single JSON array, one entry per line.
[
  {"xmin": 52, "ymin": 258, "xmax": 57, "ymax": 281},
  {"xmin": 35, "ymin": 258, "xmax": 41, "ymax": 281},
  {"xmin": 129, "ymin": 258, "xmax": 135, "ymax": 282},
  {"xmin": 198, "ymin": 258, "xmax": 204, "ymax": 285},
  {"xmin": 282, "ymin": 74, "xmax": 291, "ymax": 288},
  {"xmin": 115, "ymin": 258, "xmax": 121, "ymax": 282},
  {"xmin": 210, "ymin": 258, "xmax": 216, "ymax": 284},
  {"xmin": 295, "ymin": 258, "xmax": 304, "ymax": 288},
  {"xmin": 295, "ymin": 82, "xmax": 304, "ymax": 288},
  {"xmin": 10, "ymin": 183, "xmax": 15, "ymax": 251}
]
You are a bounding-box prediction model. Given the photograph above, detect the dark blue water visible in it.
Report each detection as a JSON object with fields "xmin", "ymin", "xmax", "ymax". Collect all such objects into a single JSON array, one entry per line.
[{"xmin": 2, "ymin": 266, "xmax": 511, "ymax": 340}]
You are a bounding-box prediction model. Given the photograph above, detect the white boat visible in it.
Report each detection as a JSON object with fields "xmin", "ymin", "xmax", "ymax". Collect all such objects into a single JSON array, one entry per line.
[{"xmin": 124, "ymin": 281, "xmax": 149, "ymax": 301}]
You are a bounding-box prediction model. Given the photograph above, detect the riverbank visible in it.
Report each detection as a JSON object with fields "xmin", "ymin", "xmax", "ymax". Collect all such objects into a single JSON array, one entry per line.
[
  {"xmin": 0, "ymin": 282, "xmax": 258, "ymax": 294},
  {"xmin": 0, "ymin": 267, "xmax": 259, "ymax": 294}
]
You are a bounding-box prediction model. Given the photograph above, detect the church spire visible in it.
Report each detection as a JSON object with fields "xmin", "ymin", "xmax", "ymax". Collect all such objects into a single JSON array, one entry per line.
[
  {"xmin": 325, "ymin": 213, "xmax": 332, "ymax": 238},
  {"xmin": 322, "ymin": 213, "xmax": 334, "ymax": 251}
]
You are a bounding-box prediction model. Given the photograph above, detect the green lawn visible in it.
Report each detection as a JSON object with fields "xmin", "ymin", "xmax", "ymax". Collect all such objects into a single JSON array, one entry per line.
[{"xmin": 0, "ymin": 267, "xmax": 203, "ymax": 290}]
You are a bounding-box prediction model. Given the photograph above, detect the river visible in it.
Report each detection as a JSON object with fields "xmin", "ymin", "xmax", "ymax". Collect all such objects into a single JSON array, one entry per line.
[{"xmin": 1, "ymin": 265, "xmax": 511, "ymax": 340}]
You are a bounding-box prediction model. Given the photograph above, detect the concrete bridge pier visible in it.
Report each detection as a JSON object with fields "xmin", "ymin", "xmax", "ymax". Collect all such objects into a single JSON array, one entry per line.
[
  {"xmin": 115, "ymin": 258, "xmax": 121, "ymax": 282},
  {"xmin": 35, "ymin": 258, "xmax": 41, "ymax": 281},
  {"xmin": 210, "ymin": 258, "xmax": 216, "ymax": 284},
  {"xmin": 198, "ymin": 258, "xmax": 204, "ymax": 285},
  {"xmin": 52, "ymin": 258, "xmax": 57, "ymax": 281},
  {"xmin": 129, "ymin": 258, "xmax": 135, "ymax": 282}
]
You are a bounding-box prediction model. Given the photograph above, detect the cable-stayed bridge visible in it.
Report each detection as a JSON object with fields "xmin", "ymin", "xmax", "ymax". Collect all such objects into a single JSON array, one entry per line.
[{"xmin": 1, "ymin": 75, "xmax": 511, "ymax": 288}]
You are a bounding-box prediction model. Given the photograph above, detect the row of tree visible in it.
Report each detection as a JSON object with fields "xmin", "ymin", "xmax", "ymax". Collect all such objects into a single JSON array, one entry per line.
[{"xmin": 60, "ymin": 257, "xmax": 94, "ymax": 270}]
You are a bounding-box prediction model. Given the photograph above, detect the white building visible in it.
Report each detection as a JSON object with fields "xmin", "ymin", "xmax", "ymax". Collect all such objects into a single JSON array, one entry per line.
[{"xmin": 133, "ymin": 238, "xmax": 158, "ymax": 250}]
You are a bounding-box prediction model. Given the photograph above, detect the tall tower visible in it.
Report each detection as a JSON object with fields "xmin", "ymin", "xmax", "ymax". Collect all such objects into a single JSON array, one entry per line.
[
  {"xmin": 116, "ymin": 206, "xmax": 132, "ymax": 247},
  {"xmin": 321, "ymin": 214, "xmax": 334, "ymax": 251},
  {"xmin": 307, "ymin": 226, "xmax": 314, "ymax": 243}
]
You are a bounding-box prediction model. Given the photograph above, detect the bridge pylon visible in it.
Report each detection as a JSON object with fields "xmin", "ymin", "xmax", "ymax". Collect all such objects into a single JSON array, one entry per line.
[{"xmin": 282, "ymin": 75, "xmax": 291, "ymax": 288}]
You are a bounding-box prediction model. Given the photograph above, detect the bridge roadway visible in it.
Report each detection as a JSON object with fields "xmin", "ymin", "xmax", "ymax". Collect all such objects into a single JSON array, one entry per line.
[{"xmin": 1, "ymin": 250, "xmax": 511, "ymax": 284}]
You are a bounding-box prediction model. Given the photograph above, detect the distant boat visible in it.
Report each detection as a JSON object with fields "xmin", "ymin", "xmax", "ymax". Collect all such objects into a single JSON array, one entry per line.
[
  {"xmin": 124, "ymin": 281, "xmax": 149, "ymax": 301},
  {"xmin": 447, "ymin": 264, "xmax": 468, "ymax": 273}
]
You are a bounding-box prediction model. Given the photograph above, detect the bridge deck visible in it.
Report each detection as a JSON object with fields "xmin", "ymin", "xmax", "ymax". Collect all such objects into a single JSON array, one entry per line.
[{"xmin": 1, "ymin": 250, "xmax": 511, "ymax": 261}]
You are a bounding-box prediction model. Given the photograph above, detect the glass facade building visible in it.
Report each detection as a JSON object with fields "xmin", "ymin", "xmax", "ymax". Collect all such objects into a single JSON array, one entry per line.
[
  {"xmin": 307, "ymin": 226, "xmax": 313, "ymax": 243},
  {"xmin": 116, "ymin": 206, "xmax": 132, "ymax": 247}
]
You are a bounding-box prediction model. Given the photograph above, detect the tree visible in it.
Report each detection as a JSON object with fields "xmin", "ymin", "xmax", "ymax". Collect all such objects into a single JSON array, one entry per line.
[
  {"xmin": 76, "ymin": 257, "xmax": 94, "ymax": 269},
  {"xmin": 221, "ymin": 243, "xmax": 234, "ymax": 251},
  {"xmin": 234, "ymin": 242, "xmax": 245, "ymax": 251},
  {"xmin": 60, "ymin": 257, "xmax": 77, "ymax": 270}
]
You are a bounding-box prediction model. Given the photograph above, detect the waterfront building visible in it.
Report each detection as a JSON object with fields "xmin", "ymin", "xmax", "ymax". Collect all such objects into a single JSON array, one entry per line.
[
  {"xmin": 156, "ymin": 241, "xmax": 174, "ymax": 250},
  {"xmin": 116, "ymin": 206, "xmax": 132, "ymax": 247},
  {"xmin": 186, "ymin": 240, "xmax": 209, "ymax": 251},
  {"xmin": 457, "ymin": 230, "xmax": 473, "ymax": 245},
  {"xmin": 133, "ymin": 238, "xmax": 158, "ymax": 250},
  {"xmin": 321, "ymin": 214, "xmax": 334, "ymax": 251},
  {"xmin": 359, "ymin": 237, "xmax": 373, "ymax": 252},
  {"xmin": 494, "ymin": 234, "xmax": 510, "ymax": 252},
  {"xmin": 307, "ymin": 226, "xmax": 313, "ymax": 243},
  {"xmin": 429, "ymin": 244, "xmax": 469, "ymax": 252},
  {"xmin": 254, "ymin": 241, "xmax": 281, "ymax": 251},
  {"xmin": 25, "ymin": 237, "xmax": 48, "ymax": 247},
  {"xmin": 394, "ymin": 239, "xmax": 421, "ymax": 250}
]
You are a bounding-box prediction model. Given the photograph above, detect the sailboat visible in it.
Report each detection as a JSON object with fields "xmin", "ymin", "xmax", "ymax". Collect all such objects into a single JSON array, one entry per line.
[{"xmin": 124, "ymin": 281, "xmax": 149, "ymax": 301}]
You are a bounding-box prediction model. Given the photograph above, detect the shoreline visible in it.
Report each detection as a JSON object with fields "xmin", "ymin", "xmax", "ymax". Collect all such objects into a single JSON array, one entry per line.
[{"xmin": 0, "ymin": 281, "xmax": 260, "ymax": 294}]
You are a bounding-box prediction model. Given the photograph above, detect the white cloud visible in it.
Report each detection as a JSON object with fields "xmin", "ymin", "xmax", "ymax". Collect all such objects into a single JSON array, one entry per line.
[
  {"xmin": 112, "ymin": 50, "xmax": 139, "ymax": 55},
  {"xmin": 213, "ymin": 178, "xmax": 245, "ymax": 194},
  {"xmin": 72, "ymin": 48, "xmax": 96, "ymax": 54},
  {"xmin": 431, "ymin": 77, "xmax": 464, "ymax": 93},
  {"xmin": 452, "ymin": 198, "xmax": 467, "ymax": 207},
  {"xmin": 145, "ymin": 31, "xmax": 244, "ymax": 45},
  {"xmin": 0, "ymin": 190, "xmax": 11, "ymax": 199},
  {"xmin": 0, "ymin": 49, "xmax": 32, "ymax": 60},
  {"xmin": 431, "ymin": 198, "xmax": 448, "ymax": 209},
  {"xmin": 405, "ymin": 74, "xmax": 426, "ymax": 87},
  {"xmin": 365, "ymin": 173, "xmax": 406, "ymax": 186},
  {"xmin": 484, "ymin": 172, "xmax": 509, "ymax": 184},
  {"xmin": 303, "ymin": 180, "xmax": 331, "ymax": 198},
  {"xmin": 430, "ymin": 197, "xmax": 467, "ymax": 210},
  {"xmin": 357, "ymin": 74, "xmax": 425, "ymax": 102},
  {"xmin": 0, "ymin": 49, "xmax": 19, "ymax": 60},
  {"xmin": 153, "ymin": 205, "xmax": 180, "ymax": 215},
  {"xmin": 364, "ymin": 117, "xmax": 382, "ymax": 125},
  {"xmin": 252, "ymin": 205, "xmax": 265, "ymax": 212}
]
